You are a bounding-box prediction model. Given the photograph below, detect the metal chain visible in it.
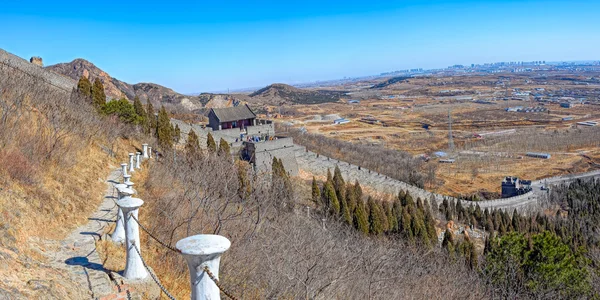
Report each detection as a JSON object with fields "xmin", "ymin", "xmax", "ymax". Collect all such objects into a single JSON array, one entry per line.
[
  {"xmin": 130, "ymin": 214, "xmax": 181, "ymax": 253},
  {"xmin": 132, "ymin": 243, "xmax": 177, "ymax": 300},
  {"xmin": 203, "ymin": 266, "xmax": 239, "ymax": 300}
]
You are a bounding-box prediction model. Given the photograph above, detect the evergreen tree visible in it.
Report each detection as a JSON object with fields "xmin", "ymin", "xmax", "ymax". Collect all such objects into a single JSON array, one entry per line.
[
  {"xmin": 91, "ymin": 78, "xmax": 106, "ymax": 109},
  {"xmin": 442, "ymin": 229, "xmax": 455, "ymax": 255},
  {"xmin": 207, "ymin": 132, "xmax": 217, "ymax": 153},
  {"xmin": 332, "ymin": 165, "xmax": 346, "ymax": 203},
  {"xmin": 218, "ymin": 138, "xmax": 231, "ymax": 156},
  {"xmin": 383, "ymin": 201, "xmax": 398, "ymax": 233},
  {"xmin": 146, "ymin": 101, "xmax": 156, "ymax": 135},
  {"xmin": 133, "ymin": 96, "xmax": 147, "ymax": 126},
  {"xmin": 77, "ymin": 76, "xmax": 92, "ymax": 99},
  {"xmin": 323, "ymin": 181, "xmax": 340, "ymax": 215},
  {"xmin": 354, "ymin": 180, "xmax": 363, "ymax": 200},
  {"xmin": 101, "ymin": 98, "xmax": 138, "ymax": 123},
  {"xmin": 354, "ymin": 199, "xmax": 369, "ymax": 235},
  {"xmin": 345, "ymin": 183, "xmax": 357, "ymax": 213},
  {"xmin": 368, "ymin": 197, "xmax": 384, "ymax": 235},
  {"xmin": 311, "ymin": 177, "xmax": 321, "ymax": 204},
  {"xmin": 340, "ymin": 196, "xmax": 352, "ymax": 225},
  {"xmin": 326, "ymin": 168, "xmax": 332, "ymax": 184},
  {"xmin": 156, "ymin": 106, "xmax": 172, "ymax": 149},
  {"xmin": 185, "ymin": 130, "xmax": 201, "ymax": 156}
]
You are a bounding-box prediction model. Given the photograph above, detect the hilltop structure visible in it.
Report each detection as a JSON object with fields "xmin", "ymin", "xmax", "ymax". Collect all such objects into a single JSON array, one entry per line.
[
  {"xmin": 208, "ymin": 104, "xmax": 257, "ymax": 130},
  {"xmin": 173, "ymin": 105, "xmax": 298, "ymax": 176},
  {"xmin": 501, "ymin": 176, "xmax": 532, "ymax": 198}
]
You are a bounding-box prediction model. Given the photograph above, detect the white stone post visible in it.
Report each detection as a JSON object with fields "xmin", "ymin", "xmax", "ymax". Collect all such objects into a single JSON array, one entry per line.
[
  {"xmin": 111, "ymin": 184, "xmax": 132, "ymax": 244},
  {"xmin": 148, "ymin": 147, "xmax": 153, "ymax": 159},
  {"xmin": 120, "ymin": 163, "xmax": 128, "ymax": 177},
  {"xmin": 135, "ymin": 152, "xmax": 142, "ymax": 169},
  {"xmin": 123, "ymin": 174, "xmax": 132, "ymax": 185},
  {"xmin": 176, "ymin": 235, "xmax": 231, "ymax": 300},
  {"xmin": 125, "ymin": 181, "xmax": 135, "ymax": 193},
  {"xmin": 128, "ymin": 153, "xmax": 135, "ymax": 173},
  {"xmin": 142, "ymin": 144, "xmax": 149, "ymax": 159},
  {"xmin": 118, "ymin": 197, "xmax": 148, "ymax": 280}
]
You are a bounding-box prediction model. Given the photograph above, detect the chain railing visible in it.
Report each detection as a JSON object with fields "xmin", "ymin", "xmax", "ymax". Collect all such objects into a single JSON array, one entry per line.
[
  {"xmin": 203, "ymin": 266, "xmax": 239, "ymax": 300},
  {"xmin": 130, "ymin": 214, "xmax": 181, "ymax": 253},
  {"xmin": 131, "ymin": 242, "xmax": 177, "ymax": 300},
  {"xmin": 113, "ymin": 146, "xmax": 239, "ymax": 299}
]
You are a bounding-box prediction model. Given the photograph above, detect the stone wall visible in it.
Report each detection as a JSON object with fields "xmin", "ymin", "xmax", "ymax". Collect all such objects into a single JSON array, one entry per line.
[
  {"xmin": 294, "ymin": 148, "xmax": 540, "ymax": 212},
  {"xmin": 0, "ymin": 48, "xmax": 75, "ymax": 93},
  {"xmin": 245, "ymin": 137, "xmax": 299, "ymax": 176}
]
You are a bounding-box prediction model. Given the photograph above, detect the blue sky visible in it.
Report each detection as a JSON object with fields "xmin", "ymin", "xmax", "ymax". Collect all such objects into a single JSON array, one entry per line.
[{"xmin": 1, "ymin": 0, "xmax": 598, "ymax": 93}]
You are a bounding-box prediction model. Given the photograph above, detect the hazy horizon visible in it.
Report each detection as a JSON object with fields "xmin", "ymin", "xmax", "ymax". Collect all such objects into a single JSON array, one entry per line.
[{"xmin": 2, "ymin": 0, "xmax": 599, "ymax": 93}]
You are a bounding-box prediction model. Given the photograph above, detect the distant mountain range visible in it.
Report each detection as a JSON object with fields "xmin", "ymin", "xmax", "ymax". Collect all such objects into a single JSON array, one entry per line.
[
  {"xmin": 246, "ymin": 83, "xmax": 345, "ymax": 105},
  {"xmin": 45, "ymin": 57, "xmax": 347, "ymax": 110}
]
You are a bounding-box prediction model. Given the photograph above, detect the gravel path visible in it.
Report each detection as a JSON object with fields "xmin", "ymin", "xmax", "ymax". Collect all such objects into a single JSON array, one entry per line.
[{"xmin": 43, "ymin": 168, "xmax": 125, "ymax": 299}]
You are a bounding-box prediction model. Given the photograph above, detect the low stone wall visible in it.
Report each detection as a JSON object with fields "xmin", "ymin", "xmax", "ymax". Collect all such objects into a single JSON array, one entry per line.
[{"xmin": 0, "ymin": 48, "xmax": 76, "ymax": 93}]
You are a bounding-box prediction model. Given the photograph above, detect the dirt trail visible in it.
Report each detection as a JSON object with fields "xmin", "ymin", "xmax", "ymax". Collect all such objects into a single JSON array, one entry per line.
[{"xmin": 41, "ymin": 168, "xmax": 140, "ymax": 300}]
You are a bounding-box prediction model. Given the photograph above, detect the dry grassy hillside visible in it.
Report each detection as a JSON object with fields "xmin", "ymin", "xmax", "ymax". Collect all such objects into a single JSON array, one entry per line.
[{"xmin": 0, "ymin": 60, "xmax": 146, "ymax": 298}]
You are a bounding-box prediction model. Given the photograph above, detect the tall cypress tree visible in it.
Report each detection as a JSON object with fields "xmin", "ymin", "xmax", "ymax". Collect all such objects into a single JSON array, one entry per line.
[
  {"xmin": 340, "ymin": 195, "xmax": 352, "ymax": 225},
  {"xmin": 207, "ymin": 132, "xmax": 217, "ymax": 153},
  {"xmin": 77, "ymin": 76, "xmax": 92, "ymax": 99},
  {"xmin": 354, "ymin": 199, "xmax": 369, "ymax": 235},
  {"xmin": 368, "ymin": 197, "xmax": 384, "ymax": 235},
  {"xmin": 133, "ymin": 96, "xmax": 146, "ymax": 125},
  {"xmin": 218, "ymin": 138, "xmax": 231, "ymax": 156},
  {"xmin": 186, "ymin": 129, "xmax": 200, "ymax": 156},
  {"xmin": 91, "ymin": 78, "xmax": 106, "ymax": 109},
  {"xmin": 146, "ymin": 101, "xmax": 156, "ymax": 135},
  {"xmin": 332, "ymin": 165, "xmax": 345, "ymax": 203},
  {"xmin": 156, "ymin": 106, "xmax": 172, "ymax": 149},
  {"xmin": 311, "ymin": 177, "xmax": 321, "ymax": 204},
  {"xmin": 383, "ymin": 201, "xmax": 397, "ymax": 233},
  {"xmin": 323, "ymin": 181, "xmax": 340, "ymax": 215}
]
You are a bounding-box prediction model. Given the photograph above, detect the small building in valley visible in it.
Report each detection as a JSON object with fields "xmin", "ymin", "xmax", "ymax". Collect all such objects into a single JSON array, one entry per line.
[{"xmin": 208, "ymin": 104, "xmax": 257, "ymax": 131}]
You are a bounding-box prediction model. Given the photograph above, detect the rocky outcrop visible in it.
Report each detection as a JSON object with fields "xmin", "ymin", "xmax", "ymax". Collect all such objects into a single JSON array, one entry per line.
[{"xmin": 45, "ymin": 59, "xmax": 203, "ymax": 110}]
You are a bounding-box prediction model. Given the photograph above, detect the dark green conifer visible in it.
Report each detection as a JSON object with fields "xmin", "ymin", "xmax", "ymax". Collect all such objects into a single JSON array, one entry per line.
[
  {"xmin": 354, "ymin": 199, "xmax": 369, "ymax": 235},
  {"xmin": 311, "ymin": 177, "xmax": 321, "ymax": 204},
  {"xmin": 207, "ymin": 132, "xmax": 217, "ymax": 153},
  {"xmin": 218, "ymin": 138, "xmax": 231, "ymax": 156},
  {"xmin": 368, "ymin": 197, "xmax": 384, "ymax": 235},
  {"xmin": 77, "ymin": 76, "xmax": 92, "ymax": 99},
  {"xmin": 156, "ymin": 106, "xmax": 172, "ymax": 149},
  {"xmin": 91, "ymin": 78, "xmax": 106, "ymax": 109}
]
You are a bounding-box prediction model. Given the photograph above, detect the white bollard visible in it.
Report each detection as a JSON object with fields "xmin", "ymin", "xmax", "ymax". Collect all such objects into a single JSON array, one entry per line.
[
  {"xmin": 148, "ymin": 147, "xmax": 153, "ymax": 159},
  {"xmin": 111, "ymin": 184, "xmax": 131, "ymax": 244},
  {"xmin": 118, "ymin": 197, "xmax": 148, "ymax": 280},
  {"xmin": 123, "ymin": 174, "xmax": 132, "ymax": 185},
  {"xmin": 120, "ymin": 163, "xmax": 128, "ymax": 177},
  {"xmin": 142, "ymin": 144, "xmax": 149, "ymax": 159},
  {"xmin": 176, "ymin": 235, "xmax": 231, "ymax": 300},
  {"xmin": 129, "ymin": 153, "xmax": 135, "ymax": 173},
  {"xmin": 135, "ymin": 152, "xmax": 142, "ymax": 169},
  {"xmin": 125, "ymin": 181, "xmax": 135, "ymax": 193}
]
